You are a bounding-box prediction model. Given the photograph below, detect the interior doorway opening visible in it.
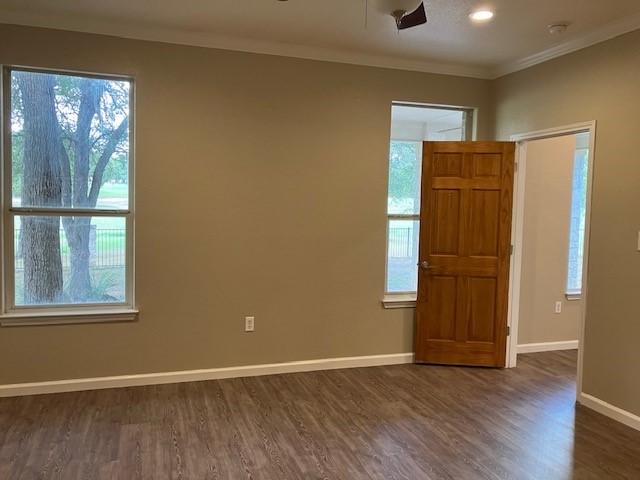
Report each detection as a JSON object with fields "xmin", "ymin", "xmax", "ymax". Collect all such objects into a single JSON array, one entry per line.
[{"xmin": 507, "ymin": 122, "xmax": 596, "ymax": 398}]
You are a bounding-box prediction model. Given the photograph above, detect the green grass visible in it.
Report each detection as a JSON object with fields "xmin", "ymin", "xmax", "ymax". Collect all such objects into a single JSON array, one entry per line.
[
  {"xmin": 92, "ymin": 217, "xmax": 126, "ymax": 230},
  {"xmin": 98, "ymin": 183, "xmax": 128, "ymax": 199},
  {"xmin": 12, "ymin": 182, "xmax": 128, "ymax": 202}
]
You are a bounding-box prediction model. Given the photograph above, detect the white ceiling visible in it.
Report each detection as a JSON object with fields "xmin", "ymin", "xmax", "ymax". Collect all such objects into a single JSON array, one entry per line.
[{"xmin": 1, "ymin": 0, "xmax": 640, "ymax": 78}]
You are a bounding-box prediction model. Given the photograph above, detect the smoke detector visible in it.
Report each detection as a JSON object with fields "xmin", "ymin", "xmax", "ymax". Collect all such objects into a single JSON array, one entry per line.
[{"xmin": 548, "ymin": 23, "xmax": 570, "ymax": 35}]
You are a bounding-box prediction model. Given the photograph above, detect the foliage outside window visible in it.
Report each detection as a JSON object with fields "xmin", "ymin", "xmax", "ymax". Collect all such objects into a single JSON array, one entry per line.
[{"xmin": 4, "ymin": 67, "xmax": 133, "ymax": 313}]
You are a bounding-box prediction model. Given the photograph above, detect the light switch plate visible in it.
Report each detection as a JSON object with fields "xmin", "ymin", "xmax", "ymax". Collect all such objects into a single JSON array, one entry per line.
[{"xmin": 555, "ymin": 301, "xmax": 562, "ymax": 314}]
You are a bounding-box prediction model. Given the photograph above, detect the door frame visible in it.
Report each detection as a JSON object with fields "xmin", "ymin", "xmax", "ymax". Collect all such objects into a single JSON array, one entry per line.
[{"xmin": 506, "ymin": 121, "xmax": 596, "ymax": 394}]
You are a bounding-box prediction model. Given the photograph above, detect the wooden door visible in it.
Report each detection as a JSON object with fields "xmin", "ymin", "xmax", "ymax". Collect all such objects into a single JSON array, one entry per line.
[{"xmin": 415, "ymin": 142, "xmax": 515, "ymax": 367}]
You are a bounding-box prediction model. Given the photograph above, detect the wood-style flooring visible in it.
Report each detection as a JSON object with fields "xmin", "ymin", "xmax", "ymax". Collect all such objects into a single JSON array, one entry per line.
[{"xmin": 1, "ymin": 350, "xmax": 639, "ymax": 479}]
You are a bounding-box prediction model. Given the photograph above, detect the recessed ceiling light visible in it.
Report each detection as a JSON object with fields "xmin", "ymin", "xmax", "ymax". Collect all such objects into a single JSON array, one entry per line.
[{"xmin": 469, "ymin": 10, "xmax": 494, "ymax": 22}]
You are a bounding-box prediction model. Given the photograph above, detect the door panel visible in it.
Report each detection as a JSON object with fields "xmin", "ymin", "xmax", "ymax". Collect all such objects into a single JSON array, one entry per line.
[
  {"xmin": 468, "ymin": 190, "xmax": 500, "ymax": 256},
  {"xmin": 415, "ymin": 141, "xmax": 515, "ymax": 367},
  {"xmin": 424, "ymin": 276, "xmax": 457, "ymax": 341},
  {"xmin": 433, "ymin": 153, "xmax": 464, "ymax": 177},
  {"xmin": 472, "ymin": 153, "xmax": 502, "ymax": 177},
  {"xmin": 430, "ymin": 190, "xmax": 460, "ymax": 255},
  {"xmin": 468, "ymin": 277, "xmax": 497, "ymax": 342}
]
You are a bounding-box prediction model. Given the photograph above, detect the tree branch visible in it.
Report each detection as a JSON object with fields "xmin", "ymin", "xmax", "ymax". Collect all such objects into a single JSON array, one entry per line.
[
  {"xmin": 87, "ymin": 116, "xmax": 129, "ymax": 207},
  {"xmin": 74, "ymin": 80, "xmax": 100, "ymax": 207},
  {"xmin": 59, "ymin": 140, "xmax": 72, "ymax": 208}
]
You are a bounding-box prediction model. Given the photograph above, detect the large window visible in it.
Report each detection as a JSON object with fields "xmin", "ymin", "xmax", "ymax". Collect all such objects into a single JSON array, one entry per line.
[
  {"xmin": 385, "ymin": 104, "xmax": 472, "ymax": 296},
  {"xmin": 566, "ymin": 132, "xmax": 590, "ymax": 296},
  {"xmin": 3, "ymin": 67, "xmax": 134, "ymax": 320}
]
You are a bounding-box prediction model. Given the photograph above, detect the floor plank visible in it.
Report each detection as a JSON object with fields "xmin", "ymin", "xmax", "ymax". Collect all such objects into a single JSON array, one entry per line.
[{"xmin": 1, "ymin": 351, "xmax": 639, "ymax": 479}]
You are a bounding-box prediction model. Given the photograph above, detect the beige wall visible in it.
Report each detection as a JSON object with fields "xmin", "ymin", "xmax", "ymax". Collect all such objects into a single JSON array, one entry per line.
[
  {"xmin": 0, "ymin": 24, "xmax": 494, "ymax": 384},
  {"xmin": 494, "ymin": 29, "xmax": 640, "ymax": 416},
  {"xmin": 518, "ymin": 135, "xmax": 581, "ymax": 346}
]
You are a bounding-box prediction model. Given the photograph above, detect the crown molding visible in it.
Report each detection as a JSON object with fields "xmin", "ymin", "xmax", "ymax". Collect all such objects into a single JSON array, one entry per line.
[
  {"xmin": 0, "ymin": 11, "xmax": 492, "ymax": 79},
  {"xmin": 492, "ymin": 11, "xmax": 640, "ymax": 78},
  {"xmin": 2, "ymin": 8, "xmax": 640, "ymax": 81}
]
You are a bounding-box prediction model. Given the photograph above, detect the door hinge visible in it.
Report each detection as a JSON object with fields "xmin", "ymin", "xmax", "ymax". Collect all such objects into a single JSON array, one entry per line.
[
  {"xmin": 514, "ymin": 161, "xmax": 518, "ymax": 172},
  {"xmin": 510, "ymin": 245, "xmax": 514, "ymax": 255},
  {"xmin": 507, "ymin": 326, "xmax": 511, "ymax": 336}
]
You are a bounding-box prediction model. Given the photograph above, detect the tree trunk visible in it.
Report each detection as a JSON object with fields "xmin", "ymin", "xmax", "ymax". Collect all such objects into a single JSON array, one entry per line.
[
  {"xmin": 22, "ymin": 217, "xmax": 63, "ymax": 304},
  {"xmin": 63, "ymin": 217, "xmax": 92, "ymax": 302},
  {"xmin": 69, "ymin": 233, "xmax": 91, "ymax": 301},
  {"xmin": 15, "ymin": 72, "xmax": 64, "ymax": 304}
]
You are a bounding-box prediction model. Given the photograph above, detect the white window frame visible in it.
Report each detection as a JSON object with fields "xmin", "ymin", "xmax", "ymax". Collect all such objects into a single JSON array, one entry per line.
[
  {"xmin": 383, "ymin": 103, "xmax": 474, "ymax": 308},
  {"xmin": 0, "ymin": 66, "xmax": 137, "ymax": 326}
]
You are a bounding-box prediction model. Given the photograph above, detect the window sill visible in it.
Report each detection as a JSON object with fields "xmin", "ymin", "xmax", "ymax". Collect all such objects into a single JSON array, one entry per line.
[
  {"xmin": 0, "ymin": 308, "xmax": 139, "ymax": 327},
  {"xmin": 565, "ymin": 293, "xmax": 582, "ymax": 301},
  {"xmin": 382, "ymin": 294, "xmax": 417, "ymax": 309}
]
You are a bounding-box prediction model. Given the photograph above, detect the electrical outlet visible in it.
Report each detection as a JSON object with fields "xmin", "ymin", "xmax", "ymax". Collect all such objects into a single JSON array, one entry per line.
[
  {"xmin": 245, "ymin": 316, "xmax": 255, "ymax": 332},
  {"xmin": 554, "ymin": 301, "xmax": 562, "ymax": 314}
]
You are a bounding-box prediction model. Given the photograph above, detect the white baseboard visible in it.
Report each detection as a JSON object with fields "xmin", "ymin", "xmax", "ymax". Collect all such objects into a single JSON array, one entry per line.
[
  {"xmin": 579, "ymin": 393, "xmax": 640, "ymax": 432},
  {"xmin": 517, "ymin": 340, "xmax": 579, "ymax": 354},
  {"xmin": 0, "ymin": 352, "xmax": 414, "ymax": 398}
]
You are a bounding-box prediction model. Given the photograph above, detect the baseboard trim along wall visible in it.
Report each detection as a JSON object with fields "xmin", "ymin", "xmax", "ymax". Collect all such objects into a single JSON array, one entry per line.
[
  {"xmin": 579, "ymin": 393, "xmax": 640, "ymax": 432},
  {"xmin": 0, "ymin": 352, "xmax": 415, "ymax": 398},
  {"xmin": 517, "ymin": 340, "xmax": 579, "ymax": 354}
]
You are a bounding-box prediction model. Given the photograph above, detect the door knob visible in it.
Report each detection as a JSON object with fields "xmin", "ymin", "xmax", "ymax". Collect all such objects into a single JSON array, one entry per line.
[{"xmin": 419, "ymin": 261, "xmax": 432, "ymax": 270}]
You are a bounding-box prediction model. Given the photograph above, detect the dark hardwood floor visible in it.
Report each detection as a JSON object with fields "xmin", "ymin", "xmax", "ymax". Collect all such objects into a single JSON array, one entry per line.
[{"xmin": 1, "ymin": 350, "xmax": 639, "ymax": 479}]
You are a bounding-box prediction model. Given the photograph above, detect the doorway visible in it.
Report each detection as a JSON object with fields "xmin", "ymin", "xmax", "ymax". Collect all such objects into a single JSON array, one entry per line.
[{"xmin": 507, "ymin": 122, "xmax": 596, "ymax": 396}]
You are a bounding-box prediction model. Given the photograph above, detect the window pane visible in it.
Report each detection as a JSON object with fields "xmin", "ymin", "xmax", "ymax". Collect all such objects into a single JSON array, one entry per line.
[
  {"xmin": 386, "ymin": 219, "xmax": 419, "ymax": 293},
  {"xmin": 567, "ymin": 142, "xmax": 589, "ymax": 294},
  {"xmin": 388, "ymin": 141, "xmax": 421, "ymax": 215},
  {"xmin": 386, "ymin": 105, "xmax": 470, "ymax": 293},
  {"xmin": 14, "ymin": 216, "xmax": 126, "ymax": 306},
  {"xmin": 10, "ymin": 70, "xmax": 130, "ymax": 210}
]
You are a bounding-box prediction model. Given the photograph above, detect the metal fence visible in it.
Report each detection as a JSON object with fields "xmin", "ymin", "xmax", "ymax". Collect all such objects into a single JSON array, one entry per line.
[
  {"xmin": 14, "ymin": 227, "xmax": 415, "ymax": 266},
  {"xmin": 388, "ymin": 227, "xmax": 414, "ymax": 258},
  {"xmin": 15, "ymin": 228, "xmax": 126, "ymax": 270}
]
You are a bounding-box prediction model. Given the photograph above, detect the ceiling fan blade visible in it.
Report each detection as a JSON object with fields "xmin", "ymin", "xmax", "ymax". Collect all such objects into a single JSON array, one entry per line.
[{"xmin": 398, "ymin": 2, "xmax": 427, "ymax": 30}]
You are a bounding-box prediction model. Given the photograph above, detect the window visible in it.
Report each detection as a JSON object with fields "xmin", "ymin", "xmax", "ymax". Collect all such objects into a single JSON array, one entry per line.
[
  {"xmin": 2, "ymin": 67, "xmax": 134, "ymax": 323},
  {"xmin": 385, "ymin": 104, "xmax": 472, "ymax": 298},
  {"xmin": 566, "ymin": 132, "xmax": 590, "ymax": 297}
]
